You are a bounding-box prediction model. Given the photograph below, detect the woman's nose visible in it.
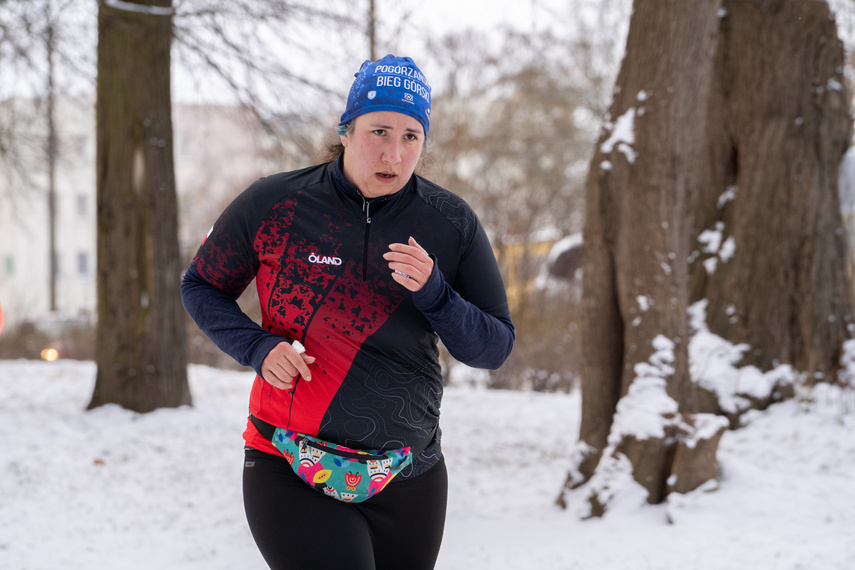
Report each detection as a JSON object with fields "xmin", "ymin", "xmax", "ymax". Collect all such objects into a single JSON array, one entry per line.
[{"xmin": 382, "ymin": 139, "xmax": 403, "ymax": 165}]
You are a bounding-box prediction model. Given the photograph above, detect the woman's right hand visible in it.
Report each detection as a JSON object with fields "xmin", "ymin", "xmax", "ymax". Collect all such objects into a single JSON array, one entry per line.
[{"xmin": 260, "ymin": 341, "xmax": 315, "ymax": 390}]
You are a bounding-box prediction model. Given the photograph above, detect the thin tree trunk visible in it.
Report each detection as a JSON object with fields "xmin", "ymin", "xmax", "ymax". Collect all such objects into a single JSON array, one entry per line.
[
  {"xmin": 46, "ymin": 13, "xmax": 58, "ymax": 312},
  {"xmin": 89, "ymin": 0, "xmax": 190, "ymax": 412}
]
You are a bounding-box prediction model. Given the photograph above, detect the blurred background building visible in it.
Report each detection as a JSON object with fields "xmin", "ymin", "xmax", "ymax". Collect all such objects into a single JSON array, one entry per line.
[{"xmin": 0, "ymin": 99, "xmax": 270, "ymax": 331}]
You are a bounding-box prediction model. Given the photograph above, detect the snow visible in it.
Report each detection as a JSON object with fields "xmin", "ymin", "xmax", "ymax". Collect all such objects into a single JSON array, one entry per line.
[
  {"xmin": 717, "ymin": 185, "xmax": 737, "ymax": 208},
  {"xmin": 699, "ymin": 222, "xmax": 725, "ymax": 255},
  {"xmin": 698, "ymin": 221, "xmax": 737, "ymax": 275},
  {"xmin": 718, "ymin": 236, "xmax": 736, "ymax": 262},
  {"xmin": 683, "ymin": 413, "xmax": 730, "ymax": 449},
  {"xmin": 611, "ymin": 335, "xmax": 678, "ymax": 441},
  {"xmin": 600, "ymin": 107, "xmax": 638, "ymax": 163},
  {"xmin": 2, "ymin": 359, "xmax": 853, "ymax": 569},
  {"xmin": 689, "ymin": 300, "xmax": 797, "ymax": 415},
  {"xmin": 547, "ymin": 233, "xmax": 583, "ymax": 266}
]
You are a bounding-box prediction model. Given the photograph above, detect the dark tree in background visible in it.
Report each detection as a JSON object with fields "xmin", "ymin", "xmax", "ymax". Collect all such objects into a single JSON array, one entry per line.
[
  {"xmin": 560, "ymin": 0, "xmax": 853, "ymax": 515},
  {"xmin": 0, "ymin": 0, "xmax": 369, "ymax": 409},
  {"xmin": 88, "ymin": 0, "xmax": 190, "ymax": 412}
]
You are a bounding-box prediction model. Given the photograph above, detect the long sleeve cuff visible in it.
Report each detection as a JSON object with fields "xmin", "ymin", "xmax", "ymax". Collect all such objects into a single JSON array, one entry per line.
[{"xmin": 412, "ymin": 263, "xmax": 515, "ymax": 369}]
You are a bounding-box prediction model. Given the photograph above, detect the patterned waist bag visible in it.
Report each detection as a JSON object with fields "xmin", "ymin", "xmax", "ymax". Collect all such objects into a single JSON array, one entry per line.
[{"xmin": 249, "ymin": 415, "xmax": 435, "ymax": 503}]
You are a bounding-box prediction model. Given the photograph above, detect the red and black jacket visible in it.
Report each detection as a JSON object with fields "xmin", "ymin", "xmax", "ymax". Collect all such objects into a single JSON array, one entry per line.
[{"xmin": 181, "ymin": 159, "xmax": 513, "ymax": 477}]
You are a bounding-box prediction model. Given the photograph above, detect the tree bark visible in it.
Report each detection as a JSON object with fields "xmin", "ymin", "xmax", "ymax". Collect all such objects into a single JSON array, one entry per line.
[
  {"xmin": 560, "ymin": 0, "xmax": 852, "ymax": 514},
  {"xmin": 89, "ymin": 0, "xmax": 190, "ymax": 412},
  {"xmin": 700, "ymin": 0, "xmax": 854, "ymax": 382}
]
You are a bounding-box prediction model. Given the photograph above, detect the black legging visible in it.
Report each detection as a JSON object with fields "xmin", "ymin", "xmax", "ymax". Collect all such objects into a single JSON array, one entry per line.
[{"xmin": 243, "ymin": 449, "xmax": 448, "ymax": 570}]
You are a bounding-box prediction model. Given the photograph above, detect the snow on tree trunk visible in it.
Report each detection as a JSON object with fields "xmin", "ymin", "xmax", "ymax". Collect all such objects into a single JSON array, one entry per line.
[
  {"xmin": 88, "ymin": 0, "xmax": 190, "ymax": 412},
  {"xmin": 558, "ymin": 0, "xmax": 853, "ymax": 515}
]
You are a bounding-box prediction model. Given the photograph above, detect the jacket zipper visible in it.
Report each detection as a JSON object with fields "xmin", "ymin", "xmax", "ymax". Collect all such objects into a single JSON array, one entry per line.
[
  {"xmin": 362, "ymin": 198, "xmax": 372, "ymax": 281},
  {"xmin": 284, "ymin": 333, "xmax": 309, "ymax": 430}
]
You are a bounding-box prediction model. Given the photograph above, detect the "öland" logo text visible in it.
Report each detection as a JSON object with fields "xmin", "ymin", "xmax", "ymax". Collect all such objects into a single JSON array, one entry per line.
[{"xmin": 309, "ymin": 253, "xmax": 342, "ymax": 266}]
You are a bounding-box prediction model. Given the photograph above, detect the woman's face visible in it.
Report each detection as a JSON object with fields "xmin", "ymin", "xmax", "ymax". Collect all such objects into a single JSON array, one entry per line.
[{"xmin": 340, "ymin": 111, "xmax": 424, "ymax": 198}]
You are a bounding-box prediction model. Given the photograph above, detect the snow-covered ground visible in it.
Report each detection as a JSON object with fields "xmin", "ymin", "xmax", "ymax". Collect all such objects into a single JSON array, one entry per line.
[{"xmin": 1, "ymin": 359, "xmax": 853, "ymax": 569}]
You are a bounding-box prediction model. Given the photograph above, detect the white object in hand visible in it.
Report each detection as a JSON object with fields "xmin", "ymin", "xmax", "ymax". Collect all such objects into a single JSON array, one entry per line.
[{"xmin": 291, "ymin": 340, "xmax": 305, "ymax": 354}]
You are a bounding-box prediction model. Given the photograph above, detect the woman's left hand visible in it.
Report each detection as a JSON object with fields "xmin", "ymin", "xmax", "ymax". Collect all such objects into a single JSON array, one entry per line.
[{"xmin": 384, "ymin": 236, "xmax": 433, "ymax": 292}]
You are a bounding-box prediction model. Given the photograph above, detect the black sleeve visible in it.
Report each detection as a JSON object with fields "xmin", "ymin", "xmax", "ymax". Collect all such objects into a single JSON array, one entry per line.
[
  {"xmin": 180, "ymin": 181, "xmax": 286, "ymax": 375},
  {"xmin": 412, "ymin": 222, "xmax": 515, "ymax": 369},
  {"xmin": 181, "ymin": 266, "xmax": 284, "ymax": 376}
]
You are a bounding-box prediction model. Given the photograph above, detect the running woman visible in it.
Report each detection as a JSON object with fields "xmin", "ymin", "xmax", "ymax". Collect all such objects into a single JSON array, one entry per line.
[{"xmin": 181, "ymin": 54, "xmax": 514, "ymax": 570}]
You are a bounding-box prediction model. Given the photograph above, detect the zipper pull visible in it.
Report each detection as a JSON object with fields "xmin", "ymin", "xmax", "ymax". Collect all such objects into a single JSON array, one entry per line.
[
  {"xmin": 362, "ymin": 197, "xmax": 372, "ymax": 281},
  {"xmin": 363, "ymin": 198, "xmax": 372, "ymax": 221}
]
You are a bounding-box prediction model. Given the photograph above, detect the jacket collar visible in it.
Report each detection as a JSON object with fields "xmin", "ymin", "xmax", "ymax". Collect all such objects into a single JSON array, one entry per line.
[{"xmin": 331, "ymin": 155, "xmax": 413, "ymax": 213}]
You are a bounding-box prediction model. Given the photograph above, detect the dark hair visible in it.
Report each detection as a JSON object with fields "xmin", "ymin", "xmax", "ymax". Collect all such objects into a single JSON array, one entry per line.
[
  {"xmin": 318, "ymin": 120, "xmax": 433, "ymax": 175},
  {"xmin": 318, "ymin": 120, "xmax": 353, "ymax": 164}
]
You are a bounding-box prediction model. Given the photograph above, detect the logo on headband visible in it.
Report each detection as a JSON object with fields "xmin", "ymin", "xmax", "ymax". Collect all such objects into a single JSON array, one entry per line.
[{"xmin": 367, "ymin": 91, "xmax": 376, "ymax": 100}]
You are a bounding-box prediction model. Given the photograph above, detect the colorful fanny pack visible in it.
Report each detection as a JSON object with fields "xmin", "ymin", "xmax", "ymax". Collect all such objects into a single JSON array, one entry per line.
[{"xmin": 250, "ymin": 415, "xmax": 435, "ymax": 503}]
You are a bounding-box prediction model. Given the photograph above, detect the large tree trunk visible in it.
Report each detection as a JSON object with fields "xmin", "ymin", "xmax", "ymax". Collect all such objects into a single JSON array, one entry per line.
[
  {"xmin": 700, "ymin": 0, "xmax": 854, "ymax": 385},
  {"xmin": 88, "ymin": 0, "xmax": 190, "ymax": 412},
  {"xmin": 559, "ymin": 0, "xmax": 852, "ymax": 515}
]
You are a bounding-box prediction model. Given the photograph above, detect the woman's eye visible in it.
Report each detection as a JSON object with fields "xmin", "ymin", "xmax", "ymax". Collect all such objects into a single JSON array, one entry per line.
[{"xmin": 373, "ymin": 129, "xmax": 386, "ymax": 136}]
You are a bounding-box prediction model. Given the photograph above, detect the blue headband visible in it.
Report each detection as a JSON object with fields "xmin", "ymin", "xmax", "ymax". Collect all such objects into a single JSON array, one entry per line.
[{"xmin": 339, "ymin": 54, "xmax": 432, "ymax": 135}]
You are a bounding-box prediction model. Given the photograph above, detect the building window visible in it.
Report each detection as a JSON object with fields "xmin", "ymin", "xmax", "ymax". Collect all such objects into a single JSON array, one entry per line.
[
  {"xmin": 77, "ymin": 252, "xmax": 89, "ymax": 276},
  {"xmin": 76, "ymin": 194, "xmax": 88, "ymax": 218}
]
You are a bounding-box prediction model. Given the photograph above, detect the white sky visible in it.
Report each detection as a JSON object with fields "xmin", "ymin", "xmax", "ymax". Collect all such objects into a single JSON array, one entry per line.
[
  {"xmin": 166, "ymin": 0, "xmax": 582, "ymax": 110},
  {"xmin": 408, "ymin": 0, "xmax": 545, "ymax": 33},
  {"xmin": 2, "ymin": 0, "xmax": 851, "ymax": 112}
]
